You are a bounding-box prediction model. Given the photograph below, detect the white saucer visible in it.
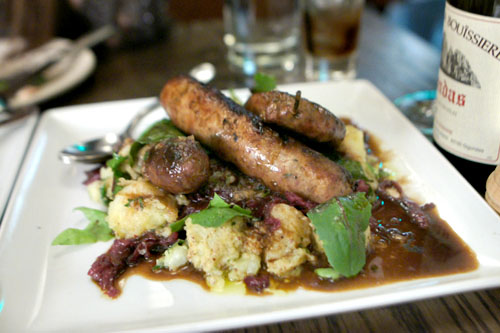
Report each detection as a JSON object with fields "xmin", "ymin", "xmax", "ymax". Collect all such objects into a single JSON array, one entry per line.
[{"xmin": 8, "ymin": 47, "xmax": 96, "ymax": 108}]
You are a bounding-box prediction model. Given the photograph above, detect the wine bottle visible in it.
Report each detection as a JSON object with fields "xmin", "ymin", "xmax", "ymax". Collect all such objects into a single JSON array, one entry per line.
[{"xmin": 433, "ymin": 0, "xmax": 500, "ymax": 195}]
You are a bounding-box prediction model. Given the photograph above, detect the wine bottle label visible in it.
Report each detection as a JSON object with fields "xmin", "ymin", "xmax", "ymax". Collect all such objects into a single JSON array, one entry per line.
[{"xmin": 433, "ymin": 2, "xmax": 500, "ymax": 164}]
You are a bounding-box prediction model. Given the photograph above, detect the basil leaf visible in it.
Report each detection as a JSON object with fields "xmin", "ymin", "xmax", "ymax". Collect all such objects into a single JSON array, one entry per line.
[
  {"xmin": 307, "ymin": 192, "xmax": 371, "ymax": 277},
  {"xmin": 190, "ymin": 207, "xmax": 250, "ymax": 228},
  {"xmin": 52, "ymin": 207, "xmax": 114, "ymax": 245},
  {"xmin": 74, "ymin": 207, "xmax": 107, "ymax": 226},
  {"xmin": 51, "ymin": 228, "xmax": 98, "ymax": 245},
  {"xmin": 253, "ymin": 73, "xmax": 277, "ymax": 93},
  {"xmin": 338, "ymin": 158, "xmax": 368, "ymax": 181},
  {"xmin": 314, "ymin": 268, "xmax": 341, "ymax": 280},
  {"xmin": 208, "ymin": 193, "xmax": 231, "ymax": 208},
  {"xmin": 170, "ymin": 193, "xmax": 253, "ymax": 231},
  {"xmin": 137, "ymin": 119, "xmax": 184, "ymax": 144},
  {"xmin": 129, "ymin": 119, "xmax": 185, "ymax": 164},
  {"xmin": 169, "ymin": 216, "xmax": 188, "ymax": 233}
]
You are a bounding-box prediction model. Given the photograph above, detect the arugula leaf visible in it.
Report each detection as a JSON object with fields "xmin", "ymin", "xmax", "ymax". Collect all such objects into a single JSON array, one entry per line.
[
  {"xmin": 106, "ymin": 153, "xmax": 127, "ymax": 170},
  {"xmin": 52, "ymin": 207, "xmax": 114, "ymax": 245},
  {"xmin": 128, "ymin": 141, "xmax": 144, "ymax": 165},
  {"xmin": 314, "ymin": 268, "xmax": 341, "ymax": 280},
  {"xmin": 129, "ymin": 119, "xmax": 185, "ymax": 164},
  {"xmin": 113, "ymin": 185, "xmax": 124, "ymax": 195},
  {"xmin": 307, "ymin": 192, "xmax": 371, "ymax": 278},
  {"xmin": 253, "ymin": 73, "xmax": 277, "ymax": 93},
  {"xmin": 169, "ymin": 216, "xmax": 188, "ymax": 233},
  {"xmin": 338, "ymin": 158, "xmax": 368, "ymax": 181},
  {"xmin": 106, "ymin": 153, "xmax": 128, "ymax": 179},
  {"xmin": 137, "ymin": 119, "xmax": 185, "ymax": 144},
  {"xmin": 100, "ymin": 185, "xmax": 111, "ymax": 206},
  {"xmin": 170, "ymin": 193, "xmax": 253, "ymax": 231}
]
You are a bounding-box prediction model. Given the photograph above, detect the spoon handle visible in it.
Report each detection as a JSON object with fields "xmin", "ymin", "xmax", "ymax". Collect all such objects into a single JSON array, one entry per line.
[{"xmin": 123, "ymin": 99, "xmax": 161, "ymax": 138}]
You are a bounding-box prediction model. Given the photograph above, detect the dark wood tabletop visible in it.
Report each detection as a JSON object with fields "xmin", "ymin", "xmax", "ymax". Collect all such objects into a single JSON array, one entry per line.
[{"xmin": 38, "ymin": 7, "xmax": 500, "ymax": 333}]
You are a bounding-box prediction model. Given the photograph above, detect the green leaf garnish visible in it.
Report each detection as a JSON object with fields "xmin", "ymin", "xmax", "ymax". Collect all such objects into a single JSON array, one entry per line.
[
  {"xmin": 124, "ymin": 197, "xmax": 144, "ymax": 209},
  {"xmin": 314, "ymin": 268, "xmax": 341, "ymax": 280},
  {"xmin": 137, "ymin": 119, "xmax": 185, "ymax": 144},
  {"xmin": 307, "ymin": 192, "xmax": 371, "ymax": 278},
  {"xmin": 169, "ymin": 193, "xmax": 253, "ymax": 231},
  {"xmin": 52, "ymin": 207, "xmax": 114, "ymax": 245},
  {"xmin": 100, "ymin": 185, "xmax": 111, "ymax": 206},
  {"xmin": 190, "ymin": 195, "xmax": 252, "ymax": 227},
  {"xmin": 129, "ymin": 119, "xmax": 185, "ymax": 164},
  {"xmin": 338, "ymin": 158, "xmax": 368, "ymax": 181},
  {"xmin": 253, "ymin": 73, "xmax": 277, "ymax": 93},
  {"xmin": 113, "ymin": 185, "xmax": 124, "ymax": 195},
  {"xmin": 128, "ymin": 141, "xmax": 144, "ymax": 165},
  {"xmin": 169, "ymin": 216, "xmax": 188, "ymax": 233},
  {"xmin": 106, "ymin": 153, "xmax": 128, "ymax": 179},
  {"xmin": 106, "ymin": 153, "xmax": 127, "ymax": 170}
]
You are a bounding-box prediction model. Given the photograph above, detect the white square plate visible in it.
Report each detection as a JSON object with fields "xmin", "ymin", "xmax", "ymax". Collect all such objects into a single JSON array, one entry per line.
[{"xmin": 1, "ymin": 81, "xmax": 499, "ymax": 332}]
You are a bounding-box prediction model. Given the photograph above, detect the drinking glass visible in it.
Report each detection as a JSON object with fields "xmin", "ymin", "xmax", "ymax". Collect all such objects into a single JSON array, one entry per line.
[
  {"xmin": 304, "ymin": 0, "xmax": 364, "ymax": 81},
  {"xmin": 223, "ymin": 0, "xmax": 301, "ymax": 76}
]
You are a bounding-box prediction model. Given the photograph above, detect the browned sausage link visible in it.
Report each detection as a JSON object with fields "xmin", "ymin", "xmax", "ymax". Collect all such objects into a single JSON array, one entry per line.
[
  {"xmin": 142, "ymin": 136, "xmax": 210, "ymax": 194},
  {"xmin": 244, "ymin": 90, "xmax": 346, "ymax": 146},
  {"xmin": 160, "ymin": 76, "xmax": 352, "ymax": 203}
]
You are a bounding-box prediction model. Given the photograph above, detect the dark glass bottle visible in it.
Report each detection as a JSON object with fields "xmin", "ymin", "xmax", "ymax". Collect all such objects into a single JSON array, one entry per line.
[
  {"xmin": 433, "ymin": 0, "xmax": 500, "ymax": 195},
  {"xmin": 434, "ymin": 143, "xmax": 495, "ymax": 195},
  {"xmin": 447, "ymin": 0, "xmax": 500, "ymax": 17}
]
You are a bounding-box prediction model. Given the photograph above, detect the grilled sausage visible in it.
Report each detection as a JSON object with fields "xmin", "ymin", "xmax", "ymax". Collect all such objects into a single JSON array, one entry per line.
[
  {"xmin": 143, "ymin": 136, "xmax": 210, "ymax": 194},
  {"xmin": 244, "ymin": 90, "xmax": 346, "ymax": 146},
  {"xmin": 160, "ymin": 76, "xmax": 352, "ymax": 203}
]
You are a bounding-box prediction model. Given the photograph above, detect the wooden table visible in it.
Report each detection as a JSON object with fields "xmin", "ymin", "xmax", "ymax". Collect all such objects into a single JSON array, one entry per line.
[
  {"xmin": 43, "ymin": 8, "xmax": 440, "ymax": 108},
  {"xmin": 40, "ymin": 8, "xmax": 500, "ymax": 333}
]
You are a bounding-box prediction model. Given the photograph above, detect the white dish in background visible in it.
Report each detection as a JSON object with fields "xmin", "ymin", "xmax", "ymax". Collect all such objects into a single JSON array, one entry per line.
[
  {"xmin": 0, "ymin": 111, "xmax": 38, "ymax": 221},
  {"xmin": 8, "ymin": 47, "xmax": 96, "ymax": 109},
  {"xmin": 1, "ymin": 81, "xmax": 499, "ymax": 332}
]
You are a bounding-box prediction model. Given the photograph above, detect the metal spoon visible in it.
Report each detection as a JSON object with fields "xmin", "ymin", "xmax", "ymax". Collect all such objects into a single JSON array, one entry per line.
[
  {"xmin": 58, "ymin": 62, "xmax": 216, "ymax": 165},
  {"xmin": 58, "ymin": 100, "xmax": 160, "ymax": 164}
]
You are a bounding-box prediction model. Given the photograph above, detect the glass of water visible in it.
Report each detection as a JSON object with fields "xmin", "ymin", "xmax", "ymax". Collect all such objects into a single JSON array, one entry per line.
[{"xmin": 223, "ymin": 0, "xmax": 301, "ymax": 76}]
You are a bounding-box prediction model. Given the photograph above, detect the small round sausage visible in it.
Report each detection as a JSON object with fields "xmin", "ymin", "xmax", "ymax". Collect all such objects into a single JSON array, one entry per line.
[{"xmin": 143, "ymin": 136, "xmax": 210, "ymax": 194}]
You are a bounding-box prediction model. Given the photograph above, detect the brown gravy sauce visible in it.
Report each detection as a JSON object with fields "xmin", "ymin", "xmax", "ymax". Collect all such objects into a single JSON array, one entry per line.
[
  {"xmin": 118, "ymin": 122, "xmax": 478, "ymax": 295},
  {"xmin": 120, "ymin": 198, "xmax": 477, "ymax": 295}
]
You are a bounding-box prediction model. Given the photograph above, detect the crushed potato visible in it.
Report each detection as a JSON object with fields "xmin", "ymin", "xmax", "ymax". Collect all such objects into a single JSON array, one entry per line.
[
  {"xmin": 107, "ymin": 179, "xmax": 178, "ymax": 239},
  {"xmin": 156, "ymin": 241, "xmax": 189, "ymax": 271},
  {"xmin": 185, "ymin": 217, "xmax": 261, "ymax": 291},
  {"xmin": 340, "ymin": 125, "xmax": 379, "ymax": 186},
  {"xmin": 264, "ymin": 204, "xmax": 317, "ymax": 277}
]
